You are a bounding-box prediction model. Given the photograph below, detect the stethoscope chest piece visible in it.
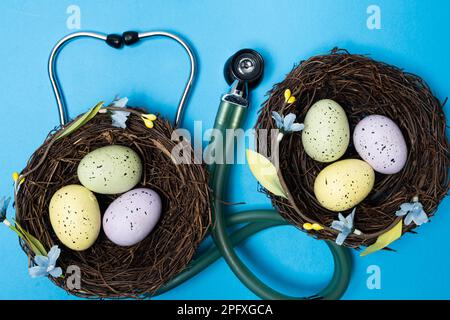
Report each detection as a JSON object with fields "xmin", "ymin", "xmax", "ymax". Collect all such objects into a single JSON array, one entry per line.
[{"xmin": 224, "ymin": 49, "xmax": 264, "ymax": 88}]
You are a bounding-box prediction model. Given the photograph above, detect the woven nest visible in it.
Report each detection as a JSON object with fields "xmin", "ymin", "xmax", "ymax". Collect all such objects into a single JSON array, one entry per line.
[
  {"xmin": 256, "ymin": 48, "xmax": 449, "ymax": 249},
  {"xmin": 15, "ymin": 107, "xmax": 211, "ymax": 298}
]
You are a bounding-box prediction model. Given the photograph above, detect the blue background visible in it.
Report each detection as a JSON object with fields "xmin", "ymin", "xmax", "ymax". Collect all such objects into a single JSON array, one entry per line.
[{"xmin": 0, "ymin": 0, "xmax": 449, "ymax": 300}]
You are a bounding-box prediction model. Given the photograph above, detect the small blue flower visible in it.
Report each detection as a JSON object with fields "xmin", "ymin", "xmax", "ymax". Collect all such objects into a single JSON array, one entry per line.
[
  {"xmin": 0, "ymin": 196, "xmax": 11, "ymax": 223},
  {"xmin": 112, "ymin": 97, "xmax": 128, "ymax": 108},
  {"xmin": 395, "ymin": 200, "xmax": 428, "ymax": 226},
  {"xmin": 110, "ymin": 97, "xmax": 130, "ymax": 129},
  {"xmin": 29, "ymin": 245, "xmax": 62, "ymax": 278},
  {"xmin": 271, "ymin": 112, "xmax": 304, "ymax": 133},
  {"xmin": 331, "ymin": 208, "xmax": 356, "ymax": 246}
]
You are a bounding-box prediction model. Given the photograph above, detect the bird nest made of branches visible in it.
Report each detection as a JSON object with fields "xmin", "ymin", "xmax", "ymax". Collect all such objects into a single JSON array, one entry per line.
[
  {"xmin": 255, "ymin": 48, "xmax": 449, "ymax": 249},
  {"xmin": 14, "ymin": 106, "xmax": 211, "ymax": 298}
]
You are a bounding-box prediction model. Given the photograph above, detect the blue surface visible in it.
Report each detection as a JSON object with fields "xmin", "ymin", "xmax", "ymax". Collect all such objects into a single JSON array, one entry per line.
[{"xmin": 0, "ymin": 0, "xmax": 449, "ymax": 300}]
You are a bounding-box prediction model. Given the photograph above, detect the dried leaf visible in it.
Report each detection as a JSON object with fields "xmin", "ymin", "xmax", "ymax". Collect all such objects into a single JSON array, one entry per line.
[
  {"xmin": 56, "ymin": 101, "xmax": 104, "ymax": 140},
  {"xmin": 360, "ymin": 220, "xmax": 403, "ymax": 256},
  {"xmin": 13, "ymin": 221, "xmax": 47, "ymax": 256},
  {"xmin": 246, "ymin": 149, "xmax": 287, "ymax": 198}
]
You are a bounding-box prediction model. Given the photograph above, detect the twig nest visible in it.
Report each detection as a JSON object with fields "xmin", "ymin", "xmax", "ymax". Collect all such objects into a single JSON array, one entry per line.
[
  {"xmin": 256, "ymin": 49, "xmax": 449, "ymax": 249},
  {"xmin": 15, "ymin": 108, "xmax": 211, "ymax": 298}
]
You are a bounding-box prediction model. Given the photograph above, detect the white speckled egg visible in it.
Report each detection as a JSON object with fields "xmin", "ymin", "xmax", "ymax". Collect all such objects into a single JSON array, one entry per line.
[
  {"xmin": 353, "ymin": 115, "xmax": 407, "ymax": 174},
  {"xmin": 49, "ymin": 185, "xmax": 101, "ymax": 251},
  {"xmin": 314, "ymin": 159, "xmax": 375, "ymax": 212},
  {"xmin": 302, "ymin": 99, "xmax": 350, "ymax": 162},
  {"xmin": 77, "ymin": 145, "xmax": 142, "ymax": 194},
  {"xmin": 103, "ymin": 188, "xmax": 162, "ymax": 246}
]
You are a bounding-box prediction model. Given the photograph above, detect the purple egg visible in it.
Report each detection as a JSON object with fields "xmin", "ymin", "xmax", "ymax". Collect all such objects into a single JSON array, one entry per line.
[
  {"xmin": 103, "ymin": 188, "xmax": 162, "ymax": 246},
  {"xmin": 353, "ymin": 115, "xmax": 407, "ymax": 174}
]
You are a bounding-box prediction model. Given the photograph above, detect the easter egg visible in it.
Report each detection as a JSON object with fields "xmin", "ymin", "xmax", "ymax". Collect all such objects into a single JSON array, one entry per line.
[
  {"xmin": 314, "ymin": 159, "xmax": 375, "ymax": 212},
  {"xmin": 302, "ymin": 99, "xmax": 350, "ymax": 162},
  {"xmin": 353, "ymin": 115, "xmax": 407, "ymax": 174},
  {"xmin": 103, "ymin": 188, "xmax": 162, "ymax": 246},
  {"xmin": 77, "ymin": 145, "xmax": 142, "ymax": 194},
  {"xmin": 49, "ymin": 185, "xmax": 101, "ymax": 251}
]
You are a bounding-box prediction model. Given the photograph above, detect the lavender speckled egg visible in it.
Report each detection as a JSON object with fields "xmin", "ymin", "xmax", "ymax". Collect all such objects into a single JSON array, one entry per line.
[
  {"xmin": 103, "ymin": 188, "xmax": 162, "ymax": 246},
  {"xmin": 353, "ymin": 115, "xmax": 407, "ymax": 174}
]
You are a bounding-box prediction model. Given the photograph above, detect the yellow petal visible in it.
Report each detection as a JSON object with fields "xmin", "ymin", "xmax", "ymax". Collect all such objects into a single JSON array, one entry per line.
[
  {"xmin": 303, "ymin": 223, "xmax": 313, "ymax": 230},
  {"xmin": 360, "ymin": 220, "xmax": 403, "ymax": 256},
  {"xmin": 142, "ymin": 117, "xmax": 154, "ymax": 129},
  {"xmin": 284, "ymin": 89, "xmax": 291, "ymax": 102},
  {"xmin": 12, "ymin": 172, "xmax": 25, "ymax": 185},
  {"xmin": 246, "ymin": 149, "xmax": 287, "ymax": 198},
  {"xmin": 142, "ymin": 114, "xmax": 157, "ymax": 121},
  {"xmin": 287, "ymin": 96, "xmax": 296, "ymax": 104},
  {"xmin": 312, "ymin": 223, "xmax": 324, "ymax": 231}
]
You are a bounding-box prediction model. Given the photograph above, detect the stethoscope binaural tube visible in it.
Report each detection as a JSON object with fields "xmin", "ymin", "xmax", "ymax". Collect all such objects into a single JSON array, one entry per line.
[{"xmin": 48, "ymin": 31, "xmax": 195, "ymax": 127}]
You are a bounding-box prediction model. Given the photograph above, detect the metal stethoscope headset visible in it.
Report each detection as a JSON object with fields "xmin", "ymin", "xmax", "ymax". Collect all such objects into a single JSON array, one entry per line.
[{"xmin": 49, "ymin": 30, "xmax": 352, "ymax": 300}]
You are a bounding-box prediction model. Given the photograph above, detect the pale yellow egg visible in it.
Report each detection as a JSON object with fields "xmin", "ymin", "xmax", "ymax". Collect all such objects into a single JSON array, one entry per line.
[
  {"xmin": 49, "ymin": 185, "xmax": 101, "ymax": 251},
  {"xmin": 314, "ymin": 159, "xmax": 375, "ymax": 212}
]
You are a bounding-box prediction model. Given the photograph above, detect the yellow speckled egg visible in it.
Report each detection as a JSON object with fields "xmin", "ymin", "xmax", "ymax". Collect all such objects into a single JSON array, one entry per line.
[
  {"xmin": 49, "ymin": 185, "xmax": 101, "ymax": 251},
  {"xmin": 314, "ymin": 159, "xmax": 375, "ymax": 212},
  {"xmin": 302, "ymin": 99, "xmax": 350, "ymax": 162},
  {"xmin": 77, "ymin": 145, "xmax": 142, "ymax": 194}
]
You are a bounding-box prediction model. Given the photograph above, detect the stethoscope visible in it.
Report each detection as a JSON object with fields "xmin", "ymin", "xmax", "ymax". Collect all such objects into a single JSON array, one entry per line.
[{"xmin": 48, "ymin": 30, "xmax": 352, "ymax": 299}]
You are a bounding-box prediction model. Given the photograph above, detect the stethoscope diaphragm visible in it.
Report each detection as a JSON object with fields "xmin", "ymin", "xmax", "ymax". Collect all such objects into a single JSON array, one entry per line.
[{"xmin": 224, "ymin": 48, "xmax": 264, "ymax": 88}]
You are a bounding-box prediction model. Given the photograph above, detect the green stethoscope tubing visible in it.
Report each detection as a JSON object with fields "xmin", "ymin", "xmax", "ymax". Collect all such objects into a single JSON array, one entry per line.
[
  {"xmin": 156, "ymin": 210, "xmax": 351, "ymax": 299},
  {"xmin": 210, "ymin": 168, "xmax": 351, "ymax": 300},
  {"xmin": 155, "ymin": 100, "xmax": 352, "ymax": 299},
  {"xmin": 155, "ymin": 211, "xmax": 285, "ymax": 295},
  {"xmin": 208, "ymin": 100, "xmax": 351, "ymax": 299}
]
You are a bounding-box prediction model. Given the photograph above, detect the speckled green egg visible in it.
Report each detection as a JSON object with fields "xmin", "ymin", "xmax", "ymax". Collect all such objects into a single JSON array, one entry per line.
[
  {"xmin": 302, "ymin": 99, "xmax": 350, "ymax": 162},
  {"xmin": 49, "ymin": 185, "xmax": 101, "ymax": 251},
  {"xmin": 314, "ymin": 159, "xmax": 375, "ymax": 212},
  {"xmin": 77, "ymin": 145, "xmax": 142, "ymax": 194}
]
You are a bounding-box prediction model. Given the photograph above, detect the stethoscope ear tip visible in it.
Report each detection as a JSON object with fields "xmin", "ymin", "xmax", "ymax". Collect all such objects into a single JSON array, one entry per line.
[
  {"xmin": 106, "ymin": 31, "xmax": 141, "ymax": 48},
  {"xmin": 106, "ymin": 34, "xmax": 124, "ymax": 49},
  {"xmin": 122, "ymin": 31, "xmax": 140, "ymax": 46},
  {"xmin": 224, "ymin": 48, "xmax": 264, "ymax": 88}
]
